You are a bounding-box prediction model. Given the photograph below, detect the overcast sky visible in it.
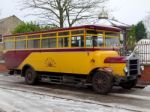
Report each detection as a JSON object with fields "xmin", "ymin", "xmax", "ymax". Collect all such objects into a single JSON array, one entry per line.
[{"xmin": 0, "ymin": 0, "xmax": 150, "ymax": 25}]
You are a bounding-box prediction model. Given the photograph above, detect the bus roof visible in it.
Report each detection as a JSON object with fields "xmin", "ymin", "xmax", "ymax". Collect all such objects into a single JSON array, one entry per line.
[{"xmin": 3, "ymin": 25, "xmax": 121, "ymax": 37}]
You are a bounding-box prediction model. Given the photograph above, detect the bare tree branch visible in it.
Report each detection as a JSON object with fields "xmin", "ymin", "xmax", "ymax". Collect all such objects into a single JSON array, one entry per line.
[{"xmin": 20, "ymin": 0, "xmax": 109, "ymax": 28}]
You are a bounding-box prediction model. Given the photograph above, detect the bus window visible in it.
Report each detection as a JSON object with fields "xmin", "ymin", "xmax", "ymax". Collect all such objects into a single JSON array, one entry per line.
[
  {"xmin": 28, "ymin": 39, "xmax": 40, "ymax": 48},
  {"xmin": 0, "ymin": 34, "xmax": 2, "ymax": 42},
  {"xmin": 71, "ymin": 30, "xmax": 84, "ymax": 35},
  {"xmin": 16, "ymin": 36, "xmax": 26, "ymax": 49},
  {"xmin": 86, "ymin": 30, "xmax": 97, "ymax": 34},
  {"xmin": 42, "ymin": 32, "xmax": 57, "ymax": 48},
  {"xmin": 16, "ymin": 41, "xmax": 26, "ymax": 49},
  {"xmin": 86, "ymin": 36, "xmax": 93, "ymax": 47},
  {"xmin": 58, "ymin": 31, "xmax": 69, "ymax": 48},
  {"xmin": 71, "ymin": 36, "xmax": 84, "ymax": 47},
  {"xmin": 28, "ymin": 35, "xmax": 40, "ymax": 39},
  {"xmin": 105, "ymin": 32, "xmax": 120, "ymax": 47},
  {"xmin": 42, "ymin": 38, "xmax": 57, "ymax": 48},
  {"xmin": 97, "ymin": 32, "xmax": 104, "ymax": 47},
  {"xmin": 58, "ymin": 37, "xmax": 69, "ymax": 47},
  {"xmin": 86, "ymin": 36, "xmax": 104, "ymax": 47},
  {"xmin": 5, "ymin": 42, "xmax": 14, "ymax": 49},
  {"xmin": 105, "ymin": 37, "xmax": 119, "ymax": 47},
  {"xmin": 96, "ymin": 37, "xmax": 104, "ymax": 47},
  {"xmin": 50, "ymin": 38, "xmax": 56, "ymax": 48},
  {"xmin": 86, "ymin": 30, "xmax": 103, "ymax": 47},
  {"xmin": 4, "ymin": 36, "xmax": 15, "ymax": 50},
  {"xmin": 58, "ymin": 32, "xmax": 69, "ymax": 36},
  {"xmin": 28, "ymin": 35, "xmax": 40, "ymax": 48},
  {"xmin": 42, "ymin": 33, "xmax": 56, "ymax": 38},
  {"xmin": 42, "ymin": 38, "xmax": 50, "ymax": 48}
]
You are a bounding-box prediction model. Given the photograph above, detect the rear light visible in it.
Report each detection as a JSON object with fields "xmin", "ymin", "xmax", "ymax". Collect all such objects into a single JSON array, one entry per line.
[{"xmin": 104, "ymin": 57, "xmax": 126, "ymax": 63}]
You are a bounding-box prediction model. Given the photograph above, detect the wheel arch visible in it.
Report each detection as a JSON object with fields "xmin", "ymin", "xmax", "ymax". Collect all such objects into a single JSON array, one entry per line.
[
  {"xmin": 88, "ymin": 67, "xmax": 102, "ymax": 82},
  {"xmin": 88, "ymin": 67, "xmax": 113, "ymax": 82},
  {"xmin": 21, "ymin": 64, "xmax": 35, "ymax": 77}
]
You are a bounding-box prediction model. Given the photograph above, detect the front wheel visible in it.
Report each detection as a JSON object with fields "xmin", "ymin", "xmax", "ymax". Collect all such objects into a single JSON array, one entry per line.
[
  {"xmin": 120, "ymin": 79, "xmax": 137, "ymax": 89},
  {"xmin": 92, "ymin": 70, "xmax": 113, "ymax": 95},
  {"xmin": 25, "ymin": 68, "xmax": 39, "ymax": 85}
]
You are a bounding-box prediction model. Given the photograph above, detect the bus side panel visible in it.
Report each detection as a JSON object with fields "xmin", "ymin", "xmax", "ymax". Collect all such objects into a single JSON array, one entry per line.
[
  {"xmin": 17, "ymin": 51, "xmax": 125, "ymax": 76},
  {"xmin": 18, "ymin": 52, "xmax": 93, "ymax": 74},
  {"xmin": 4, "ymin": 50, "xmax": 32, "ymax": 69}
]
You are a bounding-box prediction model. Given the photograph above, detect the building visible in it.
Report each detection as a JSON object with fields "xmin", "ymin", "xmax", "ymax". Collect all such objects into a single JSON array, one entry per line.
[
  {"xmin": 0, "ymin": 15, "xmax": 23, "ymax": 36},
  {"xmin": 0, "ymin": 15, "xmax": 23, "ymax": 59}
]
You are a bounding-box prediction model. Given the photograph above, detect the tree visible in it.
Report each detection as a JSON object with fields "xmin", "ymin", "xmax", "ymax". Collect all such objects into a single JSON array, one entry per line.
[
  {"xmin": 12, "ymin": 22, "xmax": 57, "ymax": 34},
  {"xmin": 127, "ymin": 21, "xmax": 147, "ymax": 50},
  {"xmin": 143, "ymin": 13, "xmax": 150, "ymax": 38},
  {"xmin": 127, "ymin": 25, "xmax": 136, "ymax": 50},
  {"xmin": 12, "ymin": 22, "xmax": 41, "ymax": 34},
  {"xmin": 21, "ymin": 0, "xmax": 108, "ymax": 28},
  {"xmin": 135, "ymin": 21, "xmax": 147, "ymax": 41}
]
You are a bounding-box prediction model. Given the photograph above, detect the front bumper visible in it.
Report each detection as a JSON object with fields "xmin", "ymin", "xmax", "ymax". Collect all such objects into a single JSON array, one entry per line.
[{"xmin": 115, "ymin": 53, "xmax": 143, "ymax": 84}]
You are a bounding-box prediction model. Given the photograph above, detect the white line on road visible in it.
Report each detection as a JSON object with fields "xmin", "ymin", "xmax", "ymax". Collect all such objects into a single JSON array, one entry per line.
[{"xmin": 110, "ymin": 93, "xmax": 150, "ymax": 101}]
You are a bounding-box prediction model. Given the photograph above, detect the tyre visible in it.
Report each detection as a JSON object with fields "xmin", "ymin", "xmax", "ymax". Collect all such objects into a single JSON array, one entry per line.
[
  {"xmin": 92, "ymin": 70, "xmax": 113, "ymax": 95},
  {"xmin": 25, "ymin": 68, "xmax": 39, "ymax": 85},
  {"xmin": 120, "ymin": 79, "xmax": 137, "ymax": 89}
]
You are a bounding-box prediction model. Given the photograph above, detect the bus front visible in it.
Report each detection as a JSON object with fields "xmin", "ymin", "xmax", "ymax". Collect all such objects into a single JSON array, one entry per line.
[{"xmin": 85, "ymin": 27, "xmax": 141, "ymax": 92}]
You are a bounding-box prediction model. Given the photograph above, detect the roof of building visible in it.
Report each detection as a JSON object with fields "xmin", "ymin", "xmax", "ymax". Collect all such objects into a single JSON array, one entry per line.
[
  {"xmin": 0, "ymin": 15, "xmax": 22, "ymax": 23},
  {"xmin": 92, "ymin": 18, "xmax": 131, "ymax": 29}
]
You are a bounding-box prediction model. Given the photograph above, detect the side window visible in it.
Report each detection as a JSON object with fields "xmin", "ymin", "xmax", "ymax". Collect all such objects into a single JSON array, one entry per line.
[
  {"xmin": 71, "ymin": 36, "xmax": 84, "ymax": 47},
  {"xmin": 5, "ymin": 42, "xmax": 14, "ymax": 49},
  {"xmin": 71, "ymin": 30, "xmax": 84, "ymax": 47},
  {"xmin": 58, "ymin": 31, "xmax": 69, "ymax": 48},
  {"xmin": 16, "ymin": 41, "xmax": 26, "ymax": 49},
  {"xmin": 42, "ymin": 38, "xmax": 56, "ymax": 48},
  {"xmin": 94, "ymin": 36, "xmax": 104, "ymax": 47},
  {"xmin": 0, "ymin": 35, "xmax": 2, "ymax": 43},
  {"xmin": 28, "ymin": 40, "xmax": 40, "ymax": 48},
  {"xmin": 16, "ymin": 36, "xmax": 26, "ymax": 49},
  {"xmin": 42, "ymin": 33, "xmax": 57, "ymax": 48},
  {"xmin": 58, "ymin": 37, "xmax": 69, "ymax": 47},
  {"xmin": 86, "ymin": 36, "xmax": 93, "ymax": 47},
  {"xmin": 28, "ymin": 35, "xmax": 40, "ymax": 48},
  {"xmin": 86, "ymin": 36, "xmax": 104, "ymax": 47},
  {"xmin": 50, "ymin": 38, "xmax": 56, "ymax": 48},
  {"xmin": 4, "ymin": 36, "xmax": 15, "ymax": 50},
  {"xmin": 86, "ymin": 30, "xmax": 104, "ymax": 47},
  {"xmin": 105, "ymin": 32, "xmax": 120, "ymax": 47},
  {"xmin": 42, "ymin": 38, "xmax": 50, "ymax": 48}
]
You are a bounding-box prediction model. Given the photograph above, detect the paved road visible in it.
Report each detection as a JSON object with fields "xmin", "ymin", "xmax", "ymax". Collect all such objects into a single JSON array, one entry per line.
[{"xmin": 0, "ymin": 74, "xmax": 149, "ymax": 112}]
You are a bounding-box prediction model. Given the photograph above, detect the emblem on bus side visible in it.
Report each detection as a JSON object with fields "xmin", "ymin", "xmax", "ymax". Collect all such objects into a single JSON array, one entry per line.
[{"xmin": 45, "ymin": 58, "xmax": 56, "ymax": 67}]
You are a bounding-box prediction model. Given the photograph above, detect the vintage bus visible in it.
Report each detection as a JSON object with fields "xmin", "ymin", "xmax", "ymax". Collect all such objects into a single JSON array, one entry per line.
[{"xmin": 3, "ymin": 25, "xmax": 141, "ymax": 94}]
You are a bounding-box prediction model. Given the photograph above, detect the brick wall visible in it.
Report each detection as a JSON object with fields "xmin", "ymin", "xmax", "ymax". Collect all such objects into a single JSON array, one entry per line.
[
  {"xmin": 140, "ymin": 65, "xmax": 150, "ymax": 84},
  {"xmin": 0, "ymin": 62, "xmax": 8, "ymax": 73}
]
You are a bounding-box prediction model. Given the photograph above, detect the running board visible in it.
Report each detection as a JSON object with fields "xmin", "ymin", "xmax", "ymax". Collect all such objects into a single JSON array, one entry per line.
[{"xmin": 40, "ymin": 74, "xmax": 88, "ymax": 86}]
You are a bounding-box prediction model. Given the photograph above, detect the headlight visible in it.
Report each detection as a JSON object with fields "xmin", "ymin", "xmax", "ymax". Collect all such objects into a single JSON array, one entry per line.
[
  {"xmin": 140, "ymin": 66, "xmax": 144, "ymax": 71},
  {"xmin": 124, "ymin": 67, "xmax": 128, "ymax": 73}
]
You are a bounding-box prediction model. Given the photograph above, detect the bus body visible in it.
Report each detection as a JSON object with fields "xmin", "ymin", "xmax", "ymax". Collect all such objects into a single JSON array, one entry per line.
[{"xmin": 3, "ymin": 25, "xmax": 141, "ymax": 94}]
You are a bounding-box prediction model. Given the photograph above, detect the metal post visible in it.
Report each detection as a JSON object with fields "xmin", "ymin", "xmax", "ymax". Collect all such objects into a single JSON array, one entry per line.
[{"xmin": 122, "ymin": 29, "xmax": 127, "ymax": 56}]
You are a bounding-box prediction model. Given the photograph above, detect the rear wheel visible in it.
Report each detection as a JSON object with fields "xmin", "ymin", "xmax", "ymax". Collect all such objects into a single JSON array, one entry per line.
[
  {"xmin": 120, "ymin": 79, "xmax": 137, "ymax": 89},
  {"xmin": 25, "ymin": 68, "xmax": 39, "ymax": 85},
  {"xmin": 92, "ymin": 70, "xmax": 113, "ymax": 95}
]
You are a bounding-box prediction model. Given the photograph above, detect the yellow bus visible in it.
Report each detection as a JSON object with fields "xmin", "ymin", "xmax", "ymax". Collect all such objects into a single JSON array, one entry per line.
[{"xmin": 3, "ymin": 25, "xmax": 141, "ymax": 94}]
